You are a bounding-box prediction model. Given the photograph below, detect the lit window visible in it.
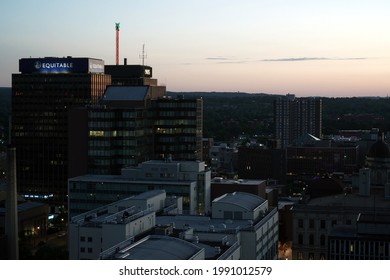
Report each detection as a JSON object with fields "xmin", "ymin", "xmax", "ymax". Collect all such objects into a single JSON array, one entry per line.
[{"xmin": 89, "ymin": 130, "xmax": 104, "ymax": 137}]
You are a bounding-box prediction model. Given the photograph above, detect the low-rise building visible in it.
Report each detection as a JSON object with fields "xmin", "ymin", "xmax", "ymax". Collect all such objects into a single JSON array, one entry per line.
[
  {"xmin": 209, "ymin": 143, "xmax": 237, "ymax": 176},
  {"xmin": 156, "ymin": 192, "xmax": 279, "ymax": 260},
  {"xmin": 71, "ymin": 190, "xmax": 277, "ymax": 260},
  {"xmin": 328, "ymin": 213, "xmax": 390, "ymax": 260},
  {"xmin": 68, "ymin": 160, "xmax": 210, "ymax": 218},
  {"xmin": 68, "ymin": 190, "xmax": 173, "ymax": 260},
  {"xmin": 291, "ymin": 192, "xmax": 390, "ymax": 260},
  {"xmin": 0, "ymin": 190, "xmax": 49, "ymax": 249},
  {"xmin": 210, "ymin": 177, "xmax": 266, "ymax": 201}
]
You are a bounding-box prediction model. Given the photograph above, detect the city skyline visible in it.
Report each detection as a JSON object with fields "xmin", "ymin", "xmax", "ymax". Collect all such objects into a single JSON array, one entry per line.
[{"xmin": 1, "ymin": 0, "xmax": 390, "ymax": 97}]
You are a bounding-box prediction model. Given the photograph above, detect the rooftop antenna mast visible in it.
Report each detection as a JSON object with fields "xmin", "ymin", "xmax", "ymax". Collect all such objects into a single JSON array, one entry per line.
[
  {"xmin": 139, "ymin": 43, "xmax": 147, "ymax": 66},
  {"xmin": 115, "ymin": 22, "xmax": 120, "ymax": 65}
]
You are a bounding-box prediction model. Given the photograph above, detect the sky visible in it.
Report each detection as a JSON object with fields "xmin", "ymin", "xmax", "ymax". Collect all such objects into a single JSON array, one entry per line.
[{"xmin": 1, "ymin": 0, "xmax": 390, "ymax": 97}]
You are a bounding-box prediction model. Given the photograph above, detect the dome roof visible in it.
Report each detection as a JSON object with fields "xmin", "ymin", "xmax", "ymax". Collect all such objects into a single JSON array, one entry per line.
[{"xmin": 367, "ymin": 132, "xmax": 390, "ymax": 159}]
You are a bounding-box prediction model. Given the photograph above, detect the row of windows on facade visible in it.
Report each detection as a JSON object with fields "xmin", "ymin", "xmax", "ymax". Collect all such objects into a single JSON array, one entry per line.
[
  {"xmin": 89, "ymin": 110, "xmax": 200, "ymax": 120},
  {"xmin": 89, "ymin": 140, "xmax": 139, "ymax": 147},
  {"xmin": 298, "ymin": 219, "xmax": 352, "ymax": 229},
  {"xmin": 89, "ymin": 130, "xmax": 144, "ymax": 137},
  {"xmin": 156, "ymin": 138, "xmax": 197, "ymax": 143},
  {"xmin": 90, "ymin": 120, "xmax": 199, "ymax": 128},
  {"xmin": 88, "ymin": 121, "xmax": 145, "ymax": 128},
  {"xmin": 257, "ymin": 243, "xmax": 278, "ymax": 260},
  {"xmin": 155, "ymin": 127, "xmax": 197, "ymax": 134},
  {"xmin": 74, "ymin": 183, "xmax": 192, "ymax": 194},
  {"xmin": 13, "ymin": 130, "xmax": 69, "ymax": 138},
  {"xmin": 329, "ymin": 240, "xmax": 390, "ymax": 259},
  {"xmin": 87, "ymin": 147, "xmax": 196, "ymax": 158},
  {"xmin": 80, "ymin": 247, "xmax": 93, "ymax": 254},
  {"xmin": 153, "ymin": 102, "xmax": 198, "ymax": 108},
  {"xmin": 296, "ymin": 252, "xmax": 326, "ymax": 260},
  {"xmin": 86, "ymin": 135, "xmax": 200, "ymax": 144},
  {"xmin": 89, "ymin": 111, "xmax": 145, "ymax": 118},
  {"xmin": 88, "ymin": 150, "xmax": 140, "ymax": 157},
  {"xmin": 158, "ymin": 111, "xmax": 197, "ymax": 117},
  {"xmin": 298, "ymin": 233, "xmax": 326, "ymax": 246},
  {"xmin": 256, "ymin": 224, "xmax": 278, "ymax": 246}
]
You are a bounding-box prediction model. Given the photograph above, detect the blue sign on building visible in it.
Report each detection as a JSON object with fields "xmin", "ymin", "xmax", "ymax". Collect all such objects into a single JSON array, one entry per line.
[{"xmin": 19, "ymin": 57, "xmax": 105, "ymax": 74}]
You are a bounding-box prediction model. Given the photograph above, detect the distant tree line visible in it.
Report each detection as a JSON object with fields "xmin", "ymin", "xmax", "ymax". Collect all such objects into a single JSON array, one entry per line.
[
  {"xmin": 169, "ymin": 92, "xmax": 390, "ymax": 141},
  {"xmin": 2, "ymin": 88, "xmax": 390, "ymax": 143}
]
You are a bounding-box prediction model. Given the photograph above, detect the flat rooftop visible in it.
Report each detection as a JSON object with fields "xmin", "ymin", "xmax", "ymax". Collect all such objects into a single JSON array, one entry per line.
[
  {"xmin": 69, "ymin": 174, "xmax": 194, "ymax": 184},
  {"xmin": 102, "ymin": 86, "xmax": 148, "ymax": 101},
  {"xmin": 211, "ymin": 178, "xmax": 265, "ymax": 185},
  {"xmin": 213, "ymin": 192, "xmax": 266, "ymax": 212},
  {"xmin": 0, "ymin": 201, "xmax": 47, "ymax": 214},
  {"xmin": 70, "ymin": 200, "xmax": 153, "ymax": 227},
  {"xmin": 109, "ymin": 235, "xmax": 203, "ymax": 260},
  {"xmin": 293, "ymin": 193, "xmax": 390, "ymax": 212},
  {"xmin": 157, "ymin": 214, "xmax": 255, "ymax": 234}
]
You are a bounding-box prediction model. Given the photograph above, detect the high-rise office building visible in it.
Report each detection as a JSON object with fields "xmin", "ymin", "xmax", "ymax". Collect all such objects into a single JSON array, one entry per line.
[
  {"xmin": 274, "ymin": 94, "xmax": 322, "ymax": 148},
  {"xmin": 68, "ymin": 65, "xmax": 203, "ymax": 176},
  {"xmin": 11, "ymin": 57, "xmax": 111, "ymax": 208},
  {"xmin": 105, "ymin": 63, "xmax": 203, "ymax": 162},
  {"xmin": 151, "ymin": 96, "xmax": 203, "ymax": 161},
  {"xmin": 68, "ymin": 84, "xmax": 163, "ymax": 176}
]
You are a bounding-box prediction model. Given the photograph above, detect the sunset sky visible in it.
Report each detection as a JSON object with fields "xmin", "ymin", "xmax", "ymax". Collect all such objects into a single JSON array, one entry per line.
[{"xmin": 1, "ymin": 0, "xmax": 390, "ymax": 97}]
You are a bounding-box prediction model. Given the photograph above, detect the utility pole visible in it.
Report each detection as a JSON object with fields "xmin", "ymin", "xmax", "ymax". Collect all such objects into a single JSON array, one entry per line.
[{"xmin": 5, "ymin": 146, "xmax": 19, "ymax": 259}]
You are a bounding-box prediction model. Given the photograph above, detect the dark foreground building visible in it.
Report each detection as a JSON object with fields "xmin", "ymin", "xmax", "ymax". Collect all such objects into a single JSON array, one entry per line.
[{"xmin": 11, "ymin": 57, "xmax": 110, "ymax": 209}]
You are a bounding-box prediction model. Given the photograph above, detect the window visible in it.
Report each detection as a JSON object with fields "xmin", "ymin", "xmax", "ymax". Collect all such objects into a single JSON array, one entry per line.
[
  {"xmin": 320, "ymin": 235, "xmax": 326, "ymax": 247},
  {"xmin": 298, "ymin": 234, "xmax": 303, "ymax": 245},
  {"xmin": 309, "ymin": 234, "xmax": 314, "ymax": 245},
  {"xmin": 298, "ymin": 219, "xmax": 303, "ymax": 228},
  {"xmin": 80, "ymin": 247, "xmax": 85, "ymax": 253},
  {"xmin": 88, "ymin": 237, "xmax": 92, "ymax": 242},
  {"xmin": 88, "ymin": 248, "xmax": 93, "ymax": 253},
  {"xmin": 309, "ymin": 219, "xmax": 314, "ymax": 229},
  {"xmin": 80, "ymin": 236, "xmax": 85, "ymax": 242},
  {"xmin": 89, "ymin": 130, "xmax": 104, "ymax": 137},
  {"xmin": 320, "ymin": 220, "xmax": 326, "ymax": 229}
]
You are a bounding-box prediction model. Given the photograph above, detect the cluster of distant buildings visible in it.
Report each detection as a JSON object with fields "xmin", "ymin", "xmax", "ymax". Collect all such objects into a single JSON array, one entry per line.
[{"xmin": 1, "ymin": 55, "xmax": 390, "ymax": 260}]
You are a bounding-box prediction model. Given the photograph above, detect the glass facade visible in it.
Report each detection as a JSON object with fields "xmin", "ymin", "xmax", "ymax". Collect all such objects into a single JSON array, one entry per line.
[
  {"xmin": 11, "ymin": 73, "xmax": 111, "ymax": 207},
  {"xmin": 151, "ymin": 98, "xmax": 203, "ymax": 161},
  {"xmin": 86, "ymin": 108, "xmax": 149, "ymax": 175}
]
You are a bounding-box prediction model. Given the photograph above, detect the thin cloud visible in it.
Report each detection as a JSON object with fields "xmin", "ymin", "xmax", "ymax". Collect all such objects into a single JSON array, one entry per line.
[
  {"xmin": 262, "ymin": 57, "xmax": 367, "ymax": 62},
  {"xmin": 205, "ymin": 56, "xmax": 250, "ymax": 64},
  {"xmin": 206, "ymin": 56, "xmax": 236, "ymax": 61}
]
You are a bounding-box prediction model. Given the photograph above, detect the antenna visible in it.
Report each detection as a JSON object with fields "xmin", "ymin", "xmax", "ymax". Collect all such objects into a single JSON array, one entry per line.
[
  {"xmin": 139, "ymin": 43, "xmax": 147, "ymax": 66},
  {"xmin": 115, "ymin": 22, "xmax": 120, "ymax": 65}
]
